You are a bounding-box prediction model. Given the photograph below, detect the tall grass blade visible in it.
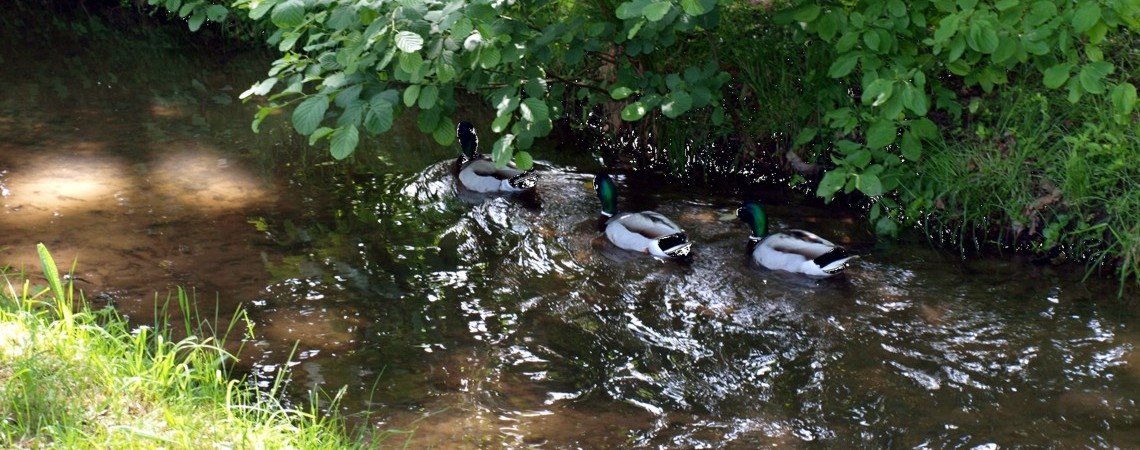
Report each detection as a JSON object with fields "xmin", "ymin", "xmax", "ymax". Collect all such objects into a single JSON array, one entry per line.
[{"xmin": 36, "ymin": 243, "xmax": 71, "ymax": 323}]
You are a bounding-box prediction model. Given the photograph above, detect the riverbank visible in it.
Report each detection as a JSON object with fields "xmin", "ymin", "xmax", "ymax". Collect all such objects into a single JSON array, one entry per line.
[{"xmin": 0, "ymin": 245, "xmax": 379, "ymax": 448}]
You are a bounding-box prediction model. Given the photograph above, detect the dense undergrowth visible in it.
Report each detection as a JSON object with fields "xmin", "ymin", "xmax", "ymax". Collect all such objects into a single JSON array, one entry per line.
[{"xmin": 0, "ymin": 245, "xmax": 380, "ymax": 448}]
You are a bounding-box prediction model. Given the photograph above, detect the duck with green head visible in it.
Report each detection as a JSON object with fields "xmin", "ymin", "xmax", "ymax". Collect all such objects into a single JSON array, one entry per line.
[
  {"xmin": 454, "ymin": 121, "xmax": 536, "ymax": 193},
  {"xmin": 594, "ymin": 174, "xmax": 691, "ymax": 261},
  {"xmin": 737, "ymin": 200, "xmax": 857, "ymax": 277}
]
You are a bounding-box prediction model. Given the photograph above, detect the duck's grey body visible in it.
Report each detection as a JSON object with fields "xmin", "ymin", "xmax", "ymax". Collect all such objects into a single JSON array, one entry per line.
[
  {"xmin": 751, "ymin": 230, "xmax": 856, "ymax": 277},
  {"xmin": 737, "ymin": 201, "xmax": 857, "ymax": 277},
  {"xmin": 457, "ymin": 157, "xmax": 536, "ymax": 193},
  {"xmin": 603, "ymin": 211, "xmax": 691, "ymax": 258},
  {"xmin": 593, "ymin": 174, "xmax": 691, "ymax": 260},
  {"xmin": 454, "ymin": 121, "xmax": 536, "ymax": 194}
]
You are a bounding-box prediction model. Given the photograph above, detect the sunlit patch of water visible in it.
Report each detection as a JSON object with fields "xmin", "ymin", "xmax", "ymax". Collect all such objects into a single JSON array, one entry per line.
[{"xmin": 150, "ymin": 144, "xmax": 275, "ymax": 212}]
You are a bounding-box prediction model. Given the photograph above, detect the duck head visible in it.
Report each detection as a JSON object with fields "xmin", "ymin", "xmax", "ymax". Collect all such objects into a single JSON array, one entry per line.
[
  {"xmin": 457, "ymin": 121, "xmax": 478, "ymax": 158},
  {"xmin": 737, "ymin": 200, "xmax": 769, "ymax": 242},
  {"xmin": 594, "ymin": 174, "xmax": 618, "ymax": 217}
]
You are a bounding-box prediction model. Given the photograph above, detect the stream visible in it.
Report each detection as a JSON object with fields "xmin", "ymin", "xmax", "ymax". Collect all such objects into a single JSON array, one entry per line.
[{"xmin": 1, "ymin": 14, "xmax": 1138, "ymax": 448}]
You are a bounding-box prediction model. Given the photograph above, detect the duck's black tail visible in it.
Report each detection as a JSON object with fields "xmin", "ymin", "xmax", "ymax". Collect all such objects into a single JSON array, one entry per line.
[
  {"xmin": 660, "ymin": 232, "xmax": 692, "ymax": 262},
  {"xmin": 813, "ymin": 248, "xmax": 858, "ymax": 274}
]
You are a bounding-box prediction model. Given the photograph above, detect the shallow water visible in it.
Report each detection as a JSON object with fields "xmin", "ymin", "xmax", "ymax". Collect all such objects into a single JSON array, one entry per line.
[{"xmin": 2, "ymin": 15, "xmax": 1140, "ymax": 449}]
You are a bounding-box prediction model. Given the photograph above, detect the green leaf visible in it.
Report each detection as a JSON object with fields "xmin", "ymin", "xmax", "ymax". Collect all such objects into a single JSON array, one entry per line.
[
  {"xmin": 817, "ymin": 169, "xmax": 849, "ymax": 199},
  {"xmin": 188, "ymin": 10, "xmax": 206, "ymax": 31},
  {"xmin": 992, "ymin": 37, "xmax": 1017, "ymax": 64},
  {"xmin": 1079, "ymin": 64, "xmax": 1106, "ymax": 94},
  {"xmin": 395, "ymin": 31, "xmax": 425, "ymax": 53},
  {"xmin": 1028, "ymin": 1, "xmax": 1056, "ymax": 25},
  {"xmin": 794, "ymin": 127, "xmax": 817, "ymax": 145},
  {"xmin": 875, "ymin": 216, "xmax": 899, "ymax": 236},
  {"xmin": 836, "ymin": 32, "xmax": 859, "ymax": 52},
  {"xmin": 492, "ymin": 113, "xmax": 512, "ymax": 133},
  {"xmin": 249, "ymin": 0, "xmax": 273, "ymax": 20},
  {"xmin": 1072, "ymin": 3, "xmax": 1101, "ymax": 33},
  {"xmin": 846, "ymin": 149, "xmax": 872, "ymax": 168},
  {"xmin": 521, "ymin": 98, "xmax": 550, "ymax": 123},
  {"xmin": 403, "ymin": 84, "xmax": 420, "ymax": 107},
  {"xmin": 863, "ymin": 31, "xmax": 881, "ymax": 52},
  {"xmin": 364, "ymin": 101, "xmax": 394, "ymax": 134},
  {"xmin": 514, "ymin": 151, "xmax": 534, "ymax": 170},
  {"xmin": 793, "ymin": 4, "xmax": 821, "ymax": 22},
  {"xmin": 418, "ymin": 85, "xmax": 439, "ymax": 109},
  {"xmin": 525, "ymin": 78, "xmax": 547, "ymax": 98},
  {"xmin": 329, "ymin": 125, "xmax": 359, "ymax": 160},
  {"xmin": 616, "ymin": 1, "xmax": 645, "ymax": 19},
  {"xmin": 292, "ymin": 95, "xmax": 329, "ymax": 135},
  {"xmin": 240, "ymin": 78, "xmax": 278, "ymax": 99},
  {"xmin": 900, "ymin": 131, "xmax": 921, "ymax": 161},
  {"xmin": 479, "ymin": 47, "xmax": 501, "ymax": 68},
  {"xmin": 491, "ymin": 134, "xmax": 515, "ymax": 167},
  {"xmin": 862, "ymin": 78, "xmax": 894, "ymax": 107},
  {"xmin": 681, "ymin": 0, "xmax": 708, "ymax": 16},
  {"xmin": 816, "ymin": 12, "xmax": 839, "ymax": 40},
  {"xmin": 1111, "ymin": 82, "xmax": 1137, "ymax": 120},
  {"xmin": 1043, "ymin": 64, "xmax": 1070, "ymax": 89},
  {"xmin": 399, "ymin": 52, "xmax": 423, "ymax": 74},
  {"xmin": 610, "ymin": 86, "xmax": 634, "ymax": 100},
  {"xmin": 934, "ymin": 14, "xmax": 960, "ymax": 43},
  {"xmin": 910, "ymin": 118, "xmax": 938, "ymax": 140},
  {"xmin": 866, "ymin": 120, "xmax": 897, "ymax": 149},
  {"xmin": 36, "ymin": 244, "xmax": 66, "ymax": 309},
  {"xmin": 271, "ymin": 0, "xmax": 304, "ymax": 28},
  {"xmin": 958, "ymin": 0, "xmax": 978, "ymax": 10},
  {"xmin": 857, "ymin": 174, "xmax": 883, "ymax": 196},
  {"xmin": 643, "ymin": 2, "xmax": 671, "ymax": 21},
  {"xmin": 627, "ymin": 20, "xmax": 645, "ymax": 39},
  {"xmin": 967, "ymin": 21, "xmax": 999, "ymax": 53},
  {"xmin": 661, "ymin": 91, "xmax": 693, "ymax": 118},
  {"xmin": 994, "ymin": 0, "xmax": 1019, "ymax": 11},
  {"xmin": 903, "ymin": 85, "xmax": 929, "ymax": 116},
  {"xmin": 436, "ymin": 61, "xmax": 457, "ymax": 83},
  {"xmin": 828, "ymin": 53, "xmax": 860, "ymax": 78},
  {"xmin": 887, "ymin": 0, "xmax": 906, "ymax": 17},
  {"xmin": 621, "ymin": 101, "xmax": 648, "ymax": 121},
  {"xmin": 433, "ymin": 118, "xmax": 457, "ymax": 146}
]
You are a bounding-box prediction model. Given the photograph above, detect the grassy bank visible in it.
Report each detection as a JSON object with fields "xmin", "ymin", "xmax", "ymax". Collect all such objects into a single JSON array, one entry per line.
[
  {"xmin": 0, "ymin": 245, "xmax": 376, "ymax": 448},
  {"xmin": 902, "ymin": 82, "xmax": 1140, "ymax": 293}
]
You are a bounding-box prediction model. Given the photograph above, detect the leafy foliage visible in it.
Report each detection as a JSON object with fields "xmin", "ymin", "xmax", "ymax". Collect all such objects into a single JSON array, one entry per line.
[
  {"xmin": 775, "ymin": 0, "xmax": 1139, "ymax": 234},
  {"xmin": 186, "ymin": 0, "xmax": 730, "ymax": 167}
]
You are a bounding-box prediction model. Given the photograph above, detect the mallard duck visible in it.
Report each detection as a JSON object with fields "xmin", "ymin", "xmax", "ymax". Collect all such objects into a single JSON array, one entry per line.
[
  {"xmin": 737, "ymin": 200, "xmax": 857, "ymax": 277},
  {"xmin": 594, "ymin": 174, "xmax": 691, "ymax": 260},
  {"xmin": 454, "ymin": 121, "xmax": 536, "ymax": 193}
]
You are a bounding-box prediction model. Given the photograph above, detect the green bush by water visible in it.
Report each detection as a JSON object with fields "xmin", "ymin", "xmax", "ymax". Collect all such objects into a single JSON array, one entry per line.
[{"xmin": 0, "ymin": 244, "xmax": 386, "ymax": 449}]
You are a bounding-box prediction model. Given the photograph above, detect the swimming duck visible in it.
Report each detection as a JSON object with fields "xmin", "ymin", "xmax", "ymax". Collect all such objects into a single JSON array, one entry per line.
[
  {"xmin": 594, "ymin": 174, "xmax": 692, "ymax": 260},
  {"xmin": 454, "ymin": 121, "xmax": 536, "ymax": 193},
  {"xmin": 737, "ymin": 200, "xmax": 856, "ymax": 277}
]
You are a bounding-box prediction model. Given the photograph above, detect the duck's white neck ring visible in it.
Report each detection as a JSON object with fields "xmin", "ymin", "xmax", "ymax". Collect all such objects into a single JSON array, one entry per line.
[
  {"xmin": 748, "ymin": 235, "xmax": 764, "ymax": 243},
  {"xmin": 600, "ymin": 211, "xmax": 614, "ymax": 217}
]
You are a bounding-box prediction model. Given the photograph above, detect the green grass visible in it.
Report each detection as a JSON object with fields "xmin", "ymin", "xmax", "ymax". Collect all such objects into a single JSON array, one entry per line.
[
  {"xmin": 902, "ymin": 82, "xmax": 1140, "ymax": 293},
  {"xmin": 0, "ymin": 244, "xmax": 387, "ymax": 449}
]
